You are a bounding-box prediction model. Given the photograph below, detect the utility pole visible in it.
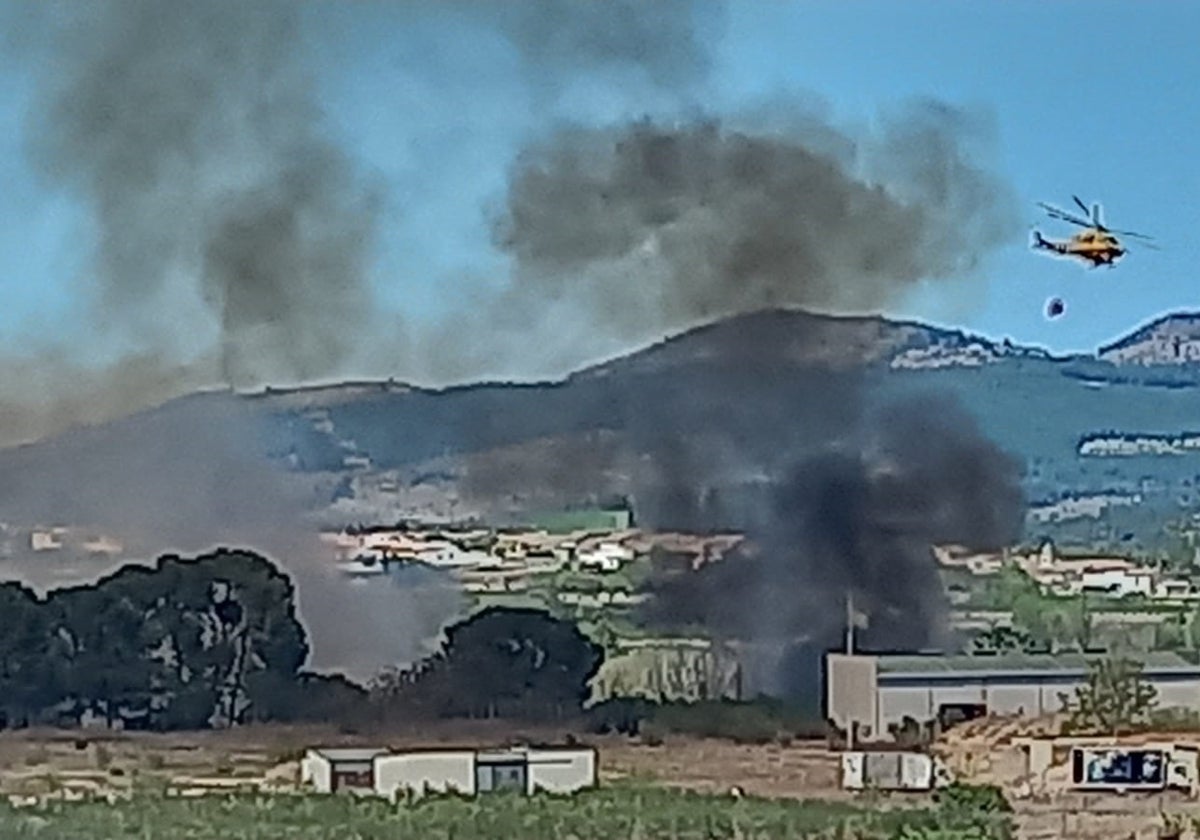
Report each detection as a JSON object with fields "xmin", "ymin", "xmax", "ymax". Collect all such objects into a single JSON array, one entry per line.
[
  {"xmin": 845, "ymin": 590, "xmax": 856, "ymax": 752},
  {"xmin": 845, "ymin": 589, "xmax": 856, "ymax": 656}
]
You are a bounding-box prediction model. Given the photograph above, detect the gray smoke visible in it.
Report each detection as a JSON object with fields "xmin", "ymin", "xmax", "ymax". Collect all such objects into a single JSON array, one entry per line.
[
  {"xmin": 0, "ymin": 392, "xmax": 463, "ymax": 683},
  {"xmin": 27, "ymin": 0, "xmax": 379, "ymax": 390}
]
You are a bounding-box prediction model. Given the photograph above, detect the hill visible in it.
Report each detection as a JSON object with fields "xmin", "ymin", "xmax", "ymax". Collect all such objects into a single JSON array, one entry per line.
[
  {"xmin": 4, "ymin": 307, "xmax": 1200, "ymax": 559},
  {"xmin": 1099, "ymin": 311, "xmax": 1200, "ymax": 365}
]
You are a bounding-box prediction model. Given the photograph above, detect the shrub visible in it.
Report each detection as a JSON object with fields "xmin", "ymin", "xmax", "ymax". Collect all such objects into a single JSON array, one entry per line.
[{"xmin": 933, "ymin": 782, "xmax": 1012, "ymax": 815}]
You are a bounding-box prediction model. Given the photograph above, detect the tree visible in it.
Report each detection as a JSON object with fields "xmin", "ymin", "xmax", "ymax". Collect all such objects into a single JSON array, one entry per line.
[
  {"xmin": 0, "ymin": 583, "xmax": 54, "ymax": 727},
  {"xmin": 971, "ymin": 625, "xmax": 1034, "ymax": 655},
  {"xmin": 403, "ymin": 607, "xmax": 604, "ymax": 719},
  {"xmin": 13, "ymin": 549, "xmax": 311, "ymax": 732},
  {"xmin": 145, "ymin": 550, "xmax": 309, "ymax": 728},
  {"xmin": 1062, "ymin": 656, "xmax": 1158, "ymax": 735}
]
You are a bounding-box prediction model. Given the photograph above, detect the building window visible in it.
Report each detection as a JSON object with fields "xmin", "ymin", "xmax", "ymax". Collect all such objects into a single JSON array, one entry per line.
[
  {"xmin": 332, "ymin": 769, "xmax": 373, "ymax": 791},
  {"xmin": 476, "ymin": 761, "xmax": 528, "ymax": 794}
]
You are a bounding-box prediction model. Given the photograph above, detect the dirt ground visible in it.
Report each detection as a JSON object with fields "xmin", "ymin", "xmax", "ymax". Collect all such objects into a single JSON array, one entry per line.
[
  {"xmin": 0, "ymin": 723, "xmax": 1194, "ymax": 839},
  {"xmin": 0, "ymin": 725, "xmax": 842, "ymax": 800}
]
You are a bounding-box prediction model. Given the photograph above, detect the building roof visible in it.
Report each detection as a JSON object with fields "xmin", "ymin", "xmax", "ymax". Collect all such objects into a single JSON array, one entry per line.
[
  {"xmin": 309, "ymin": 748, "xmax": 388, "ymax": 762},
  {"xmin": 875, "ymin": 651, "xmax": 1199, "ymax": 677}
]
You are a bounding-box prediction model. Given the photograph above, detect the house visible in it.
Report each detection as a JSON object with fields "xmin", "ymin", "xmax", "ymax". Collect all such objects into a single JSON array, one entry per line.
[
  {"xmin": 933, "ymin": 545, "xmax": 1004, "ymax": 576},
  {"xmin": 301, "ymin": 748, "xmax": 388, "ymax": 794},
  {"xmin": 1155, "ymin": 579, "xmax": 1196, "ymax": 600},
  {"xmin": 30, "ymin": 528, "xmax": 66, "ymax": 552},
  {"xmin": 302, "ymin": 746, "xmax": 597, "ymax": 800},
  {"xmin": 81, "ymin": 534, "xmax": 123, "ymax": 556},
  {"xmin": 577, "ymin": 542, "xmax": 634, "ymax": 573},
  {"xmin": 1077, "ymin": 566, "xmax": 1155, "ymax": 598}
]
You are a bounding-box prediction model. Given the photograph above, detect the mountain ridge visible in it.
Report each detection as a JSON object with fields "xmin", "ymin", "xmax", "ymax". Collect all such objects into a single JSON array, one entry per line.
[{"xmin": 4, "ymin": 307, "xmax": 1200, "ymax": 561}]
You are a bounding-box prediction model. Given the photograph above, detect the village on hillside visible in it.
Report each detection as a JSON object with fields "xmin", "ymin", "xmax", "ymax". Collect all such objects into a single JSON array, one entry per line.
[{"xmin": 314, "ymin": 506, "xmax": 1200, "ymax": 685}]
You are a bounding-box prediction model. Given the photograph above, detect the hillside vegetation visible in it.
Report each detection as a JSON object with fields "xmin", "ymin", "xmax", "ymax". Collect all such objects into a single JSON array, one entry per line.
[{"xmin": 6, "ymin": 308, "xmax": 1200, "ymax": 554}]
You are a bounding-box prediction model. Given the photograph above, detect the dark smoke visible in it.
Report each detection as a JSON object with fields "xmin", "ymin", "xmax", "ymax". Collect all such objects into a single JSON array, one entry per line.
[
  {"xmin": 638, "ymin": 393, "xmax": 1023, "ymax": 643},
  {"xmin": 28, "ymin": 0, "xmax": 380, "ymax": 390},
  {"xmin": 496, "ymin": 108, "xmax": 1014, "ymax": 324},
  {"xmin": 425, "ymin": 102, "xmax": 1019, "ymax": 381},
  {"xmin": 454, "ymin": 100, "xmax": 1024, "ymax": 697},
  {"xmin": 632, "ymin": 389, "xmax": 1025, "ymax": 702},
  {"xmin": 2, "ymin": 0, "xmax": 1029, "ymax": 696}
]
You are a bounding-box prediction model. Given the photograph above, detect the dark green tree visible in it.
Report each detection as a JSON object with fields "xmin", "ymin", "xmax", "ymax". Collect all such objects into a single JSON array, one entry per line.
[
  {"xmin": 0, "ymin": 582, "xmax": 54, "ymax": 727},
  {"xmin": 971, "ymin": 625, "xmax": 1035, "ymax": 655},
  {"xmin": 28, "ymin": 549, "xmax": 309, "ymax": 731},
  {"xmin": 145, "ymin": 550, "xmax": 309, "ymax": 728},
  {"xmin": 412, "ymin": 607, "xmax": 604, "ymax": 719},
  {"xmin": 46, "ymin": 575, "xmax": 163, "ymax": 727}
]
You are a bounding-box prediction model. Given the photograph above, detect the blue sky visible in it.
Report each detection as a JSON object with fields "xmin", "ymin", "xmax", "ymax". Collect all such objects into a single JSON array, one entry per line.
[{"xmin": 1, "ymin": 0, "xmax": 1198, "ymax": 372}]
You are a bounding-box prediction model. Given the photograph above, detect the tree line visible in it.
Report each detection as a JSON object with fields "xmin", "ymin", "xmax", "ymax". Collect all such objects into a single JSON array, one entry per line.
[{"xmin": 0, "ymin": 550, "xmax": 605, "ymax": 731}]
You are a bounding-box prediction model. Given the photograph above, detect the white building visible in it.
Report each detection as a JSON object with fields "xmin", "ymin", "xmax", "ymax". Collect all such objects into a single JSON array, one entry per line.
[
  {"xmin": 302, "ymin": 746, "xmax": 597, "ymax": 800},
  {"xmin": 577, "ymin": 542, "xmax": 633, "ymax": 573},
  {"xmin": 1155, "ymin": 579, "xmax": 1196, "ymax": 600},
  {"xmin": 1078, "ymin": 567, "xmax": 1155, "ymax": 598},
  {"xmin": 30, "ymin": 528, "xmax": 66, "ymax": 552}
]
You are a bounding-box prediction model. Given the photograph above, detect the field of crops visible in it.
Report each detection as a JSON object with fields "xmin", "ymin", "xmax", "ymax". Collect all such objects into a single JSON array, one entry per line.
[{"xmin": 0, "ymin": 785, "xmax": 1012, "ymax": 840}]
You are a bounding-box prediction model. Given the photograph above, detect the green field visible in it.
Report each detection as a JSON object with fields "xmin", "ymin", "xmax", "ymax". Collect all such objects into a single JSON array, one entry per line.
[{"xmin": 0, "ymin": 786, "xmax": 1012, "ymax": 840}]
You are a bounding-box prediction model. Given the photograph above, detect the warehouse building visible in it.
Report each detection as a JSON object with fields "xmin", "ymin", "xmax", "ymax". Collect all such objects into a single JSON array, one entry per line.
[{"xmin": 826, "ymin": 652, "xmax": 1200, "ymax": 741}]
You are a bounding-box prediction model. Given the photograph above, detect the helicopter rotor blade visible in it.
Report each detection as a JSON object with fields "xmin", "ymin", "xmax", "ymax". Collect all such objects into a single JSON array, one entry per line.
[
  {"xmin": 1072, "ymin": 195, "xmax": 1090, "ymax": 216},
  {"xmin": 1039, "ymin": 203, "xmax": 1093, "ymax": 228},
  {"xmin": 1123, "ymin": 239, "xmax": 1162, "ymax": 252},
  {"xmin": 1111, "ymin": 228, "xmax": 1155, "ymax": 241}
]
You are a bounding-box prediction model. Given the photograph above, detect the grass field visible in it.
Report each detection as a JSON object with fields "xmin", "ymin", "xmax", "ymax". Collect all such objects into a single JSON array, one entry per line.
[{"xmin": 0, "ymin": 786, "xmax": 1013, "ymax": 840}]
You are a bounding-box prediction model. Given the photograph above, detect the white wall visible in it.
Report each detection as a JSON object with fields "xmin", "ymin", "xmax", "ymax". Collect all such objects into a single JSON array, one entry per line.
[
  {"xmin": 1157, "ymin": 680, "xmax": 1200, "ymax": 709},
  {"xmin": 526, "ymin": 749, "xmax": 596, "ymax": 794},
  {"xmin": 374, "ymin": 752, "xmax": 476, "ymax": 801},
  {"xmin": 875, "ymin": 676, "xmax": 1200, "ymax": 734},
  {"xmin": 876, "ymin": 687, "xmax": 934, "ymax": 733},
  {"xmin": 301, "ymin": 751, "xmax": 332, "ymax": 794},
  {"xmin": 986, "ymin": 685, "xmax": 1044, "ymax": 716}
]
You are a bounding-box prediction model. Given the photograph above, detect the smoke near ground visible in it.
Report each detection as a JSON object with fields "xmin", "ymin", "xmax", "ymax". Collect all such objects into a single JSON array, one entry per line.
[
  {"xmin": 636, "ymin": 391, "xmax": 1024, "ymax": 698},
  {"xmin": 0, "ymin": 392, "xmax": 464, "ymax": 683}
]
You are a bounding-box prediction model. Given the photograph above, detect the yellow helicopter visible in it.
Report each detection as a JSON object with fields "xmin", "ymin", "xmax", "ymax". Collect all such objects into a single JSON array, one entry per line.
[{"xmin": 1032, "ymin": 196, "xmax": 1157, "ymax": 268}]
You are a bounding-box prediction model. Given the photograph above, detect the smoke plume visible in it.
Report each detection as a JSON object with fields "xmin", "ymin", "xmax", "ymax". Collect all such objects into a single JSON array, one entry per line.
[
  {"xmin": 424, "ymin": 102, "xmax": 1019, "ymax": 381},
  {"xmin": 27, "ymin": 0, "xmax": 380, "ymax": 390},
  {"xmin": 1, "ymin": 1, "xmax": 1029, "ymax": 692},
  {"xmin": 636, "ymin": 391, "xmax": 1024, "ymax": 697},
  {"xmin": 453, "ymin": 98, "xmax": 1024, "ymax": 695}
]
